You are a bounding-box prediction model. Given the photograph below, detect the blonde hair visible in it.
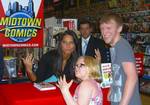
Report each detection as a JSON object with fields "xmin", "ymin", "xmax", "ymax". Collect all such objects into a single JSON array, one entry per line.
[
  {"xmin": 99, "ymin": 13, "xmax": 123, "ymax": 27},
  {"xmin": 79, "ymin": 56, "xmax": 101, "ymax": 80}
]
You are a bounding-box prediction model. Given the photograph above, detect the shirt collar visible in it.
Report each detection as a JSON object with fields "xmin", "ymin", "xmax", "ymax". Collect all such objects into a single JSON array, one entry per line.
[{"xmin": 82, "ymin": 35, "xmax": 91, "ymax": 43}]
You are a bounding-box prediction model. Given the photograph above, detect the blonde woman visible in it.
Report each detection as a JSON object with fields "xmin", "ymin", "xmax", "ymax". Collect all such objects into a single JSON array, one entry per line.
[{"xmin": 57, "ymin": 56, "xmax": 103, "ymax": 105}]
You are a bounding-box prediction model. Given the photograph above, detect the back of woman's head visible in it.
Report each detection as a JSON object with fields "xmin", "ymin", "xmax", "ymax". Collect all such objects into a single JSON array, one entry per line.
[{"xmin": 83, "ymin": 56, "xmax": 101, "ymax": 80}]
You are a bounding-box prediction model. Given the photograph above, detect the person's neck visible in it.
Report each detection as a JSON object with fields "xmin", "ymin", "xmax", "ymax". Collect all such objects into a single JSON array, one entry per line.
[
  {"xmin": 110, "ymin": 35, "xmax": 121, "ymax": 47},
  {"xmin": 62, "ymin": 53, "xmax": 71, "ymax": 71},
  {"xmin": 81, "ymin": 75, "xmax": 91, "ymax": 81},
  {"xmin": 62, "ymin": 53, "xmax": 71, "ymax": 61},
  {"xmin": 82, "ymin": 34, "xmax": 91, "ymax": 40}
]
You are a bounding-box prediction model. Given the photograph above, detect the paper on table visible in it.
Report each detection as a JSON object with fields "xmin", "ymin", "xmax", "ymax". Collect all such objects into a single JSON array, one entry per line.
[{"xmin": 33, "ymin": 82, "xmax": 56, "ymax": 91}]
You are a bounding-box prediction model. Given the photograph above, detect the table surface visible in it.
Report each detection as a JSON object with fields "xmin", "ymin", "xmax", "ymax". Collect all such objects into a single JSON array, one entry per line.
[{"xmin": 0, "ymin": 82, "xmax": 110, "ymax": 105}]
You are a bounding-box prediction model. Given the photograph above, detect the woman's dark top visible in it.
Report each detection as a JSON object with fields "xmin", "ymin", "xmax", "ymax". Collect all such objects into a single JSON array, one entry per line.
[{"xmin": 35, "ymin": 50, "xmax": 76, "ymax": 82}]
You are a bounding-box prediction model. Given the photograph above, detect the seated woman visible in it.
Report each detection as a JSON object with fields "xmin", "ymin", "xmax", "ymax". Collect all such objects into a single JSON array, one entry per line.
[
  {"xmin": 57, "ymin": 56, "xmax": 103, "ymax": 105},
  {"xmin": 22, "ymin": 30, "xmax": 79, "ymax": 82}
]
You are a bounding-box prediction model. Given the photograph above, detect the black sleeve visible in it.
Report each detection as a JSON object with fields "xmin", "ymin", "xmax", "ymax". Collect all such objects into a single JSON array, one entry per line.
[
  {"xmin": 97, "ymin": 39, "xmax": 111, "ymax": 63},
  {"xmin": 0, "ymin": 48, "xmax": 4, "ymax": 81},
  {"xmin": 35, "ymin": 51, "xmax": 55, "ymax": 82}
]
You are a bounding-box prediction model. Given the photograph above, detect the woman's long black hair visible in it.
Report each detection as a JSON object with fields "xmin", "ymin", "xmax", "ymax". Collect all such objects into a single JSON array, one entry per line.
[{"xmin": 54, "ymin": 30, "xmax": 79, "ymax": 79}]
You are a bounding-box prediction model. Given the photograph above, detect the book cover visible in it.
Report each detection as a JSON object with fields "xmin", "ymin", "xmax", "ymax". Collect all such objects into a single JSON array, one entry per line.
[
  {"xmin": 100, "ymin": 63, "xmax": 113, "ymax": 88},
  {"xmin": 33, "ymin": 82, "xmax": 56, "ymax": 91}
]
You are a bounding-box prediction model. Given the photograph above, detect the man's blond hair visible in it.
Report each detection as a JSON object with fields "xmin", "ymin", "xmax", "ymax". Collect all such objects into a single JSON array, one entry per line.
[{"xmin": 100, "ymin": 13, "xmax": 123, "ymax": 27}]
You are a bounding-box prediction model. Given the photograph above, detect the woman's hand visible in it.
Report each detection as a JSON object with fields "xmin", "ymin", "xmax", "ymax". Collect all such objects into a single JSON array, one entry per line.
[
  {"xmin": 56, "ymin": 75, "xmax": 73, "ymax": 93},
  {"xmin": 56, "ymin": 75, "xmax": 77, "ymax": 105},
  {"xmin": 22, "ymin": 53, "xmax": 34, "ymax": 72},
  {"xmin": 94, "ymin": 48, "xmax": 101, "ymax": 64}
]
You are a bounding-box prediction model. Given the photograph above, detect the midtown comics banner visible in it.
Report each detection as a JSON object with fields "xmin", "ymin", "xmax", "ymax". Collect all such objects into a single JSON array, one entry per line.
[{"xmin": 0, "ymin": 0, "xmax": 44, "ymax": 48}]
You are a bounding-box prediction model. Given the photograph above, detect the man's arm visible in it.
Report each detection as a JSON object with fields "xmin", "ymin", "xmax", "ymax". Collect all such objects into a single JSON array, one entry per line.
[{"xmin": 120, "ymin": 62, "xmax": 138, "ymax": 105}]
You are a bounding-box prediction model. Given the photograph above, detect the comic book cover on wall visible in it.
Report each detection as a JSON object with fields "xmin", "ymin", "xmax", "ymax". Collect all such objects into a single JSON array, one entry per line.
[{"xmin": 0, "ymin": 0, "xmax": 44, "ymax": 48}]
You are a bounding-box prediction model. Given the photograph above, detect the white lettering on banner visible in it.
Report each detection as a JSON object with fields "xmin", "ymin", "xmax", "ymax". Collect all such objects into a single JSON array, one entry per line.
[{"xmin": 2, "ymin": 43, "xmax": 39, "ymax": 47}]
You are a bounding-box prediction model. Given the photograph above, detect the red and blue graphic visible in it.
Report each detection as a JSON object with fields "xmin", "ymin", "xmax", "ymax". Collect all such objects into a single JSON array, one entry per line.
[{"xmin": 0, "ymin": 0, "xmax": 44, "ymax": 48}]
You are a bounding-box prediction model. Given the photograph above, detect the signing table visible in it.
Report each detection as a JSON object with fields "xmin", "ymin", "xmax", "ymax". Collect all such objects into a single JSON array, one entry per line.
[{"xmin": 0, "ymin": 82, "xmax": 110, "ymax": 105}]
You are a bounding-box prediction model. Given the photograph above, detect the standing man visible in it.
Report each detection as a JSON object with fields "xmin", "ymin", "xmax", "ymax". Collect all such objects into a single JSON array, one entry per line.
[
  {"xmin": 99, "ymin": 13, "xmax": 141, "ymax": 105},
  {"xmin": 79, "ymin": 20, "xmax": 111, "ymax": 63}
]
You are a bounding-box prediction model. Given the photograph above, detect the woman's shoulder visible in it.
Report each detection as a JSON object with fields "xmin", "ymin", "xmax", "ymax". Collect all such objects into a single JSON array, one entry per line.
[
  {"xmin": 43, "ymin": 49, "xmax": 57, "ymax": 57},
  {"xmin": 80, "ymin": 80, "xmax": 98, "ymax": 89},
  {"xmin": 40, "ymin": 50, "xmax": 58, "ymax": 62}
]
